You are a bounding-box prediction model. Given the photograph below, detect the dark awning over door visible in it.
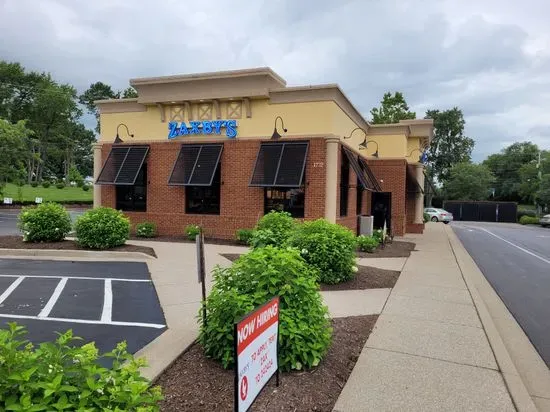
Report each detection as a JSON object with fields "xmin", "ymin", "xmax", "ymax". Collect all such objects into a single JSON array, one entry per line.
[
  {"xmin": 96, "ymin": 145, "xmax": 149, "ymax": 185},
  {"xmin": 406, "ymin": 164, "xmax": 424, "ymax": 194},
  {"xmin": 358, "ymin": 157, "xmax": 382, "ymax": 192},
  {"xmin": 343, "ymin": 146, "xmax": 381, "ymax": 192},
  {"xmin": 249, "ymin": 142, "xmax": 309, "ymax": 187},
  {"xmin": 168, "ymin": 144, "xmax": 223, "ymax": 186}
]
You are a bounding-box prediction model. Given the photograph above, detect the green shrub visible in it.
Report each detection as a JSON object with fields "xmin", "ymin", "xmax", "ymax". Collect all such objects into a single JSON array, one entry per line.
[
  {"xmin": 249, "ymin": 228, "xmax": 278, "ymax": 248},
  {"xmin": 17, "ymin": 202, "xmax": 72, "ymax": 242},
  {"xmin": 185, "ymin": 224, "xmax": 201, "ymax": 240},
  {"xmin": 82, "ymin": 184, "xmax": 90, "ymax": 191},
  {"xmin": 41, "ymin": 181, "xmax": 51, "ymax": 188},
  {"xmin": 55, "ymin": 182, "xmax": 65, "ymax": 189},
  {"xmin": 519, "ymin": 215, "xmax": 539, "ymax": 225},
  {"xmin": 372, "ymin": 229, "xmax": 384, "ymax": 243},
  {"xmin": 423, "ymin": 212, "xmax": 430, "ymax": 223},
  {"xmin": 357, "ymin": 235, "xmax": 379, "ymax": 253},
  {"xmin": 235, "ymin": 228, "xmax": 254, "ymax": 245},
  {"xmin": 199, "ymin": 246, "xmax": 331, "ymax": 371},
  {"xmin": 255, "ymin": 210, "xmax": 295, "ymax": 246},
  {"xmin": 286, "ymin": 219, "xmax": 357, "ymax": 284},
  {"xmin": 30, "ymin": 181, "xmax": 38, "ymax": 188},
  {"xmin": 75, "ymin": 207, "xmax": 130, "ymax": 249},
  {"xmin": 76, "ymin": 179, "xmax": 84, "ymax": 188},
  {"xmin": 517, "ymin": 209, "xmax": 536, "ymax": 221},
  {"xmin": 136, "ymin": 221, "xmax": 157, "ymax": 238},
  {"xmin": 0, "ymin": 323, "xmax": 162, "ymax": 411}
]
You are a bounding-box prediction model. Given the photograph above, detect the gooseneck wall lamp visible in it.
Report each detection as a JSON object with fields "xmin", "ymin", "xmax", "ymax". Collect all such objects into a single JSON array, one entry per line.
[
  {"xmin": 271, "ymin": 116, "xmax": 287, "ymax": 140},
  {"xmin": 343, "ymin": 127, "xmax": 379, "ymax": 157},
  {"xmin": 407, "ymin": 148, "xmax": 428, "ymax": 163},
  {"xmin": 114, "ymin": 123, "xmax": 134, "ymax": 144}
]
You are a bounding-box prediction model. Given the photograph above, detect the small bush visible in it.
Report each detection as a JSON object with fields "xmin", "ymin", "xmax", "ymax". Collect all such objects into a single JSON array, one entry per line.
[
  {"xmin": 82, "ymin": 184, "xmax": 90, "ymax": 191},
  {"xmin": 18, "ymin": 202, "xmax": 72, "ymax": 242},
  {"xmin": 76, "ymin": 179, "xmax": 84, "ymax": 188},
  {"xmin": 185, "ymin": 224, "xmax": 201, "ymax": 240},
  {"xmin": 519, "ymin": 216, "xmax": 539, "ymax": 225},
  {"xmin": 249, "ymin": 228, "xmax": 278, "ymax": 248},
  {"xmin": 41, "ymin": 181, "xmax": 51, "ymax": 188},
  {"xmin": 136, "ymin": 221, "xmax": 157, "ymax": 238},
  {"xmin": 255, "ymin": 210, "xmax": 295, "ymax": 246},
  {"xmin": 372, "ymin": 229, "xmax": 384, "ymax": 243},
  {"xmin": 55, "ymin": 182, "xmax": 65, "ymax": 189},
  {"xmin": 235, "ymin": 228, "xmax": 254, "ymax": 245},
  {"xmin": 75, "ymin": 207, "xmax": 130, "ymax": 249},
  {"xmin": 200, "ymin": 246, "xmax": 331, "ymax": 371},
  {"xmin": 30, "ymin": 181, "xmax": 38, "ymax": 188},
  {"xmin": 286, "ymin": 219, "xmax": 357, "ymax": 284},
  {"xmin": 357, "ymin": 235, "xmax": 379, "ymax": 253},
  {"xmin": 423, "ymin": 212, "xmax": 430, "ymax": 223},
  {"xmin": 0, "ymin": 323, "xmax": 162, "ymax": 411},
  {"xmin": 517, "ymin": 209, "xmax": 536, "ymax": 221}
]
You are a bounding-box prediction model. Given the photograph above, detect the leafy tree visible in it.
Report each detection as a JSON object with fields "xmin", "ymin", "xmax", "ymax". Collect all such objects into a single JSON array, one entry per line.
[
  {"xmin": 536, "ymin": 174, "xmax": 550, "ymax": 209},
  {"xmin": 122, "ymin": 87, "xmax": 138, "ymax": 98},
  {"xmin": 483, "ymin": 142, "xmax": 540, "ymax": 202},
  {"xmin": 0, "ymin": 119, "xmax": 29, "ymax": 194},
  {"xmin": 79, "ymin": 82, "xmax": 118, "ymax": 133},
  {"xmin": 425, "ymin": 108, "xmax": 474, "ymax": 182},
  {"xmin": 443, "ymin": 162, "xmax": 494, "ymax": 201},
  {"xmin": 370, "ymin": 92, "xmax": 416, "ymax": 124}
]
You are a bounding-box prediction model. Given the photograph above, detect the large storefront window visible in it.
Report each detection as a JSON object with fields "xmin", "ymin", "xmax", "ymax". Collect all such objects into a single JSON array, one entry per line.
[
  {"xmin": 340, "ymin": 150, "xmax": 350, "ymax": 217},
  {"xmin": 116, "ymin": 163, "xmax": 147, "ymax": 212},
  {"xmin": 264, "ymin": 186, "xmax": 305, "ymax": 218},
  {"xmin": 185, "ymin": 166, "xmax": 221, "ymax": 215}
]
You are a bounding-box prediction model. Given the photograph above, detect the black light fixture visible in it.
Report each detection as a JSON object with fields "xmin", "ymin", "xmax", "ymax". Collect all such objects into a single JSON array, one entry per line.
[
  {"xmin": 114, "ymin": 123, "xmax": 134, "ymax": 144},
  {"xmin": 343, "ymin": 127, "xmax": 368, "ymax": 141},
  {"xmin": 360, "ymin": 139, "xmax": 379, "ymax": 158},
  {"xmin": 271, "ymin": 116, "xmax": 287, "ymax": 140}
]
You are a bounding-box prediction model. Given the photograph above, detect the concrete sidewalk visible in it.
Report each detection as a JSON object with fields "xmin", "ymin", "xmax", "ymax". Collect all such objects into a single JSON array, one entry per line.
[{"xmin": 334, "ymin": 223, "xmax": 535, "ymax": 412}]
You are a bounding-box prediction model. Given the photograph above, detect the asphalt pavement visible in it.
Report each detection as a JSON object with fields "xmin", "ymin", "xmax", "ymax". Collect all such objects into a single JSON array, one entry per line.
[
  {"xmin": 452, "ymin": 221, "xmax": 550, "ymax": 367},
  {"xmin": 0, "ymin": 209, "xmax": 85, "ymax": 235}
]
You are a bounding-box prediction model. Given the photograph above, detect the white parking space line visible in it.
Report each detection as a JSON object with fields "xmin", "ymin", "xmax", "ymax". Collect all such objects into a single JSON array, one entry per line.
[
  {"xmin": 0, "ymin": 274, "xmax": 150, "ymax": 282},
  {"xmin": 38, "ymin": 277, "xmax": 68, "ymax": 318},
  {"xmin": 101, "ymin": 279, "xmax": 112, "ymax": 323},
  {"xmin": 478, "ymin": 227, "xmax": 550, "ymax": 266},
  {"xmin": 0, "ymin": 276, "xmax": 25, "ymax": 305},
  {"xmin": 0, "ymin": 313, "xmax": 165, "ymax": 329}
]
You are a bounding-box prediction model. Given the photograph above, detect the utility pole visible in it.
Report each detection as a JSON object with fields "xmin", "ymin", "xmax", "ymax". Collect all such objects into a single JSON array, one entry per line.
[{"xmin": 536, "ymin": 151, "xmax": 542, "ymax": 216}]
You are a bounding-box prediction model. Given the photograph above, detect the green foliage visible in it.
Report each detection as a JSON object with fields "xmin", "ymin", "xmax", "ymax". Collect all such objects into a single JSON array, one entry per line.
[
  {"xmin": 286, "ymin": 219, "xmax": 357, "ymax": 284},
  {"xmin": 357, "ymin": 235, "xmax": 379, "ymax": 253},
  {"xmin": 249, "ymin": 229, "xmax": 278, "ymax": 248},
  {"xmin": 517, "ymin": 209, "xmax": 536, "ymax": 220},
  {"xmin": 41, "ymin": 181, "xmax": 50, "ymax": 188},
  {"xmin": 372, "ymin": 229, "xmax": 384, "ymax": 244},
  {"xmin": 82, "ymin": 184, "xmax": 90, "ymax": 191},
  {"xmin": 1, "ymin": 183, "xmax": 92, "ymax": 203},
  {"xmin": 55, "ymin": 182, "xmax": 65, "ymax": 189},
  {"xmin": 443, "ymin": 162, "xmax": 495, "ymax": 200},
  {"xmin": 536, "ymin": 174, "xmax": 550, "ymax": 209},
  {"xmin": 0, "ymin": 323, "xmax": 162, "ymax": 411},
  {"xmin": 199, "ymin": 246, "xmax": 331, "ymax": 371},
  {"xmin": 235, "ymin": 228, "xmax": 254, "ymax": 245},
  {"xmin": 75, "ymin": 207, "xmax": 130, "ymax": 249},
  {"xmin": 30, "ymin": 182, "xmax": 38, "ymax": 188},
  {"xmin": 519, "ymin": 216, "xmax": 540, "ymax": 225},
  {"xmin": 256, "ymin": 210, "xmax": 295, "ymax": 245},
  {"xmin": 17, "ymin": 203, "xmax": 72, "ymax": 242},
  {"xmin": 185, "ymin": 224, "xmax": 201, "ymax": 240},
  {"xmin": 68, "ymin": 165, "xmax": 83, "ymax": 186},
  {"xmin": 370, "ymin": 92, "xmax": 416, "ymax": 124},
  {"xmin": 423, "ymin": 212, "xmax": 430, "ymax": 223},
  {"xmin": 0, "ymin": 119, "xmax": 28, "ymax": 188},
  {"xmin": 425, "ymin": 108, "xmax": 475, "ymax": 182},
  {"xmin": 136, "ymin": 222, "xmax": 157, "ymax": 238}
]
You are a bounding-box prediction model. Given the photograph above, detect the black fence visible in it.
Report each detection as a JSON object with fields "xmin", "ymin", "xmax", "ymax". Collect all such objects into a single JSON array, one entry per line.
[{"xmin": 443, "ymin": 201, "xmax": 517, "ymax": 223}]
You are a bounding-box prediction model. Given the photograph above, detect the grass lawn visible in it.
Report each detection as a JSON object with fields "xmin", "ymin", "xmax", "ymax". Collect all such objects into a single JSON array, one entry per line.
[
  {"xmin": 518, "ymin": 204, "xmax": 536, "ymax": 210},
  {"xmin": 1, "ymin": 183, "xmax": 93, "ymax": 203}
]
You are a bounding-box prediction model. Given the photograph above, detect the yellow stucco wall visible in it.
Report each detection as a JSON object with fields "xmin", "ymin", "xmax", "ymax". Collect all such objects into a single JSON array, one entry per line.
[{"xmin": 99, "ymin": 99, "xmax": 421, "ymax": 158}]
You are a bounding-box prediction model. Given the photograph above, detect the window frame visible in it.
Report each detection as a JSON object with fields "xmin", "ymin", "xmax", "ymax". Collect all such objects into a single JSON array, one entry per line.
[
  {"xmin": 115, "ymin": 162, "xmax": 147, "ymax": 212},
  {"xmin": 264, "ymin": 185, "xmax": 305, "ymax": 218},
  {"xmin": 185, "ymin": 163, "xmax": 222, "ymax": 215},
  {"xmin": 340, "ymin": 149, "xmax": 350, "ymax": 217}
]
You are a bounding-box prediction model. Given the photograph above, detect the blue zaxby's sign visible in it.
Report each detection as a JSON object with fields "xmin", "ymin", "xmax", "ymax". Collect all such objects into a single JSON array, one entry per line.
[{"xmin": 168, "ymin": 120, "xmax": 238, "ymax": 139}]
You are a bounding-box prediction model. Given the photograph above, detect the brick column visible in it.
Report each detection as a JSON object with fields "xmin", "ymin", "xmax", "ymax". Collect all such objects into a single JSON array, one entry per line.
[
  {"xmin": 325, "ymin": 137, "xmax": 339, "ymax": 223},
  {"xmin": 414, "ymin": 163, "xmax": 425, "ymax": 224},
  {"xmin": 93, "ymin": 143, "xmax": 102, "ymax": 208}
]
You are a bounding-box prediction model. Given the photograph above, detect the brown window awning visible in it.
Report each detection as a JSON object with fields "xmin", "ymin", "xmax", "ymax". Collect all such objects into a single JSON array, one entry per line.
[
  {"xmin": 407, "ymin": 164, "xmax": 424, "ymax": 194},
  {"xmin": 168, "ymin": 144, "xmax": 223, "ymax": 186},
  {"xmin": 342, "ymin": 146, "xmax": 381, "ymax": 192},
  {"xmin": 96, "ymin": 145, "xmax": 149, "ymax": 185},
  {"xmin": 249, "ymin": 142, "xmax": 309, "ymax": 187}
]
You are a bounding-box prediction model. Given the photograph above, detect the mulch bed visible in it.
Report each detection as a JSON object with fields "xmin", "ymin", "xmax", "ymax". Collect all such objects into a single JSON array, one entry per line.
[
  {"xmin": 357, "ymin": 240, "xmax": 416, "ymax": 258},
  {"xmin": 157, "ymin": 315, "xmax": 378, "ymax": 412},
  {"xmin": 0, "ymin": 235, "xmax": 157, "ymax": 258},
  {"xmin": 321, "ymin": 265, "xmax": 399, "ymax": 290},
  {"xmin": 129, "ymin": 235, "xmax": 244, "ymax": 247}
]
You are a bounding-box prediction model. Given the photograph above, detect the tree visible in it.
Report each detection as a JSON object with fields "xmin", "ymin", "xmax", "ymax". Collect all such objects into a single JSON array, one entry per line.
[
  {"xmin": 370, "ymin": 92, "xmax": 416, "ymax": 124},
  {"xmin": 121, "ymin": 87, "xmax": 138, "ymax": 98},
  {"xmin": 483, "ymin": 142, "xmax": 540, "ymax": 202},
  {"xmin": 536, "ymin": 174, "xmax": 550, "ymax": 210},
  {"xmin": 0, "ymin": 119, "xmax": 29, "ymax": 193},
  {"xmin": 443, "ymin": 162, "xmax": 494, "ymax": 201},
  {"xmin": 425, "ymin": 108, "xmax": 474, "ymax": 182},
  {"xmin": 79, "ymin": 82, "xmax": 118, "ymax": 133}
]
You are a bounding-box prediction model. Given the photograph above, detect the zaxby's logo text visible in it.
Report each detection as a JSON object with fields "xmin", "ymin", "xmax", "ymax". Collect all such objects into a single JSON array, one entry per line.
[{"xmin": 168, "ymin": 120, "xmax": 238, "ymax": 139}]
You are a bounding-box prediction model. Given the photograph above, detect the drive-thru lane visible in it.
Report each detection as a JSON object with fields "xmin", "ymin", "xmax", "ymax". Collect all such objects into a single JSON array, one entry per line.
[{"xmin": 452, "ymin": 222, "xmax": 550, "ymax": 366}]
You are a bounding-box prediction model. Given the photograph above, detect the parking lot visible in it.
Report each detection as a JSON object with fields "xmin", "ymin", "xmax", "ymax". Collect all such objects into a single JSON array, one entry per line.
[
  {"xmin": 0, "ymin": 258, "xmax": 166, "ymax": 356},
  {"xmin": 0, "ymin": 209, "xmax": 86, "ymax": 235}
]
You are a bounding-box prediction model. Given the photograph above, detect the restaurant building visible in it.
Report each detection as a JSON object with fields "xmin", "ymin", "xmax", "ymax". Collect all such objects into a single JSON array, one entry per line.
[{"xmin": 93, "ymin": 68, "xmax": 433, "ymax": 238}]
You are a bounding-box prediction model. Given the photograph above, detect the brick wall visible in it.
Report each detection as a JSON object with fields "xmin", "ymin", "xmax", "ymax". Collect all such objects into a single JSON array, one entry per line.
[{"xmin": 100, "ymin": 138, "xmax": 326, "ymax": 239}]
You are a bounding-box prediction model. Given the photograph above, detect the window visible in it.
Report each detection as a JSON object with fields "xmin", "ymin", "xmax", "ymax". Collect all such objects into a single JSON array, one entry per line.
[
  {"xmin": 340, "ymin": 150, "xmax": 349, "ymax": 217},
  {"xmin": 185, "ymin": 165, "xmax": 221, "ymax": 215},
  {"xmin": 265, "ymin": 186, "xmax": 305, "ymax": 218},
  {"xmin": 116, "ymin": 163, "xmax": 147, "ymax": 212}
]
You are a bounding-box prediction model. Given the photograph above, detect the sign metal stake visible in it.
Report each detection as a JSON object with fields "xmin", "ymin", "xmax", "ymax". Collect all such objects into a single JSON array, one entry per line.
[{"xmin": 196, "ymin": 231, "xmax": 207, "ymax": 330}]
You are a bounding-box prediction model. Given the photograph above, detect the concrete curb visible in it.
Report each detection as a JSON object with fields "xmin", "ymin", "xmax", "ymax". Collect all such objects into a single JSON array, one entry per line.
[
  {"xmin": 446, "ymin": 225, "xmax": 538, "ymax": 412},
  {"xmin": 0, "ymin": 248, "xmax": 153, "ymax": 260}
]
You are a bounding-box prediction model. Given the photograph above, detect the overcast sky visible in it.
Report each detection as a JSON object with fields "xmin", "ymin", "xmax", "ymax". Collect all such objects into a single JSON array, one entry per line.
[{"xmin": 2, "ymin": 0, "xmax": 549, "ymax": 161}]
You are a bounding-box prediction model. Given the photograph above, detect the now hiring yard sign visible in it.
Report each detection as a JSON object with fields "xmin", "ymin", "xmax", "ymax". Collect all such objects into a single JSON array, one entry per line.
[{"xmin": 234, "ymin": 296, "xmax": 280, "ymax": 412}]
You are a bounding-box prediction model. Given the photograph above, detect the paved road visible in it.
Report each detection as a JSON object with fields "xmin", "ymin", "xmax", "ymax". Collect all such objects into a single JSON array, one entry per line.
[
  {"xmin": 452, "ymin": 221, "xmax": 550, "ymax": 366},
  {"xmin": 0, "ymin": 209, "xmax": 85, "ymax": 235},
  {"xmin": 0, "ymin": 259, "xmax": 166, "ymax": 360}
]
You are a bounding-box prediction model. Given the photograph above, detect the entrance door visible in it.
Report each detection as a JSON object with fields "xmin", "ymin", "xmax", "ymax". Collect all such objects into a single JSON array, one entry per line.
[{"xmin": 371, "ymin": 192, "xmax": 391, "ymax": 232}]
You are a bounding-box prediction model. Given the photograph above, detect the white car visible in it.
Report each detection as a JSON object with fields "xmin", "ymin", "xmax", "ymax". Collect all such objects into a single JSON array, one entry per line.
[
  {"xmin": 541, "ymin": 214, "xmax": 550, "ymax": 228},
  {"xmin": 424, "ymin": 208, "xmax": 454, "ymax": 224}
]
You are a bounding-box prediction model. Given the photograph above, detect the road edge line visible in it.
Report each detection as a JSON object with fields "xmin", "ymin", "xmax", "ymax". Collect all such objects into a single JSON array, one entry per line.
[
  {"xmin": 445, "ymin": 225, "xmax": 538, "ymax": 412},
  {"xmin": 0, "ymin": 248, "xmax": 153, "ymax": 260}
]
